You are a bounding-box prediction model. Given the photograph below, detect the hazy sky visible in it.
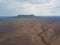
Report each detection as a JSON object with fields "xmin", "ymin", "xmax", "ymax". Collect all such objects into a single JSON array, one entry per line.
[{"xmin": 0, "ymin": 0, "xmax": 60, "ymax": 16}]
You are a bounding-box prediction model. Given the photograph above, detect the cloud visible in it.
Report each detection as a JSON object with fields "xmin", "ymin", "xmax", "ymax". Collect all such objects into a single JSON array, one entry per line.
[
  {"xmin": 0, "ymin": 0, "xmax": 60, "ymax": 16},
  {"xmin": 16, "ymin": 0, "xmax": 51, "ymax": 4}
]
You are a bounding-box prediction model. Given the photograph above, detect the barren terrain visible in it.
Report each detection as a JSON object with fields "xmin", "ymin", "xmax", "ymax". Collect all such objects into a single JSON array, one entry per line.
[{"xmin": 0, "ymin": 17, "xmax": 60, "ymax": 45}]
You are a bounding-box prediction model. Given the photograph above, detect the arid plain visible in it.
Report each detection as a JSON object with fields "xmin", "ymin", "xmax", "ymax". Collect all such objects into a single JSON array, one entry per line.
[{"xmin": 0, "ymin": 17, "xmax": 60, "ymax": 45}]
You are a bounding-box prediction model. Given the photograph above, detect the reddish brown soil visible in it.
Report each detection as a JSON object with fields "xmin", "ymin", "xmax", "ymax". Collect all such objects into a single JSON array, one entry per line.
[{"xmin": 0, "ymin": 18, "xmax": 60, "ymax": 45}]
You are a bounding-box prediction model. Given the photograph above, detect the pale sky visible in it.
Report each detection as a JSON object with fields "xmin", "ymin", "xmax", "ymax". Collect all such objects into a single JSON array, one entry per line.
[{"xmin": 0, "ymin": 0, "xmax": 60, "ymax": 16}]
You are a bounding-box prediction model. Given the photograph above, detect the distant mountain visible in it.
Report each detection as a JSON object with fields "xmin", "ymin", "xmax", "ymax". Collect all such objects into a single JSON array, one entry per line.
[{"xmin": 13, "ymin": 15, "xmax": 36, "ymax": 18}]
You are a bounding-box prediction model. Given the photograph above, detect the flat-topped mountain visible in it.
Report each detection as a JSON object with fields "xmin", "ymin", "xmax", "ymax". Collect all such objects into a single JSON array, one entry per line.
[{"xmin": 13, "ymin": 15, "xmax": 36, "ymax": 18}]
